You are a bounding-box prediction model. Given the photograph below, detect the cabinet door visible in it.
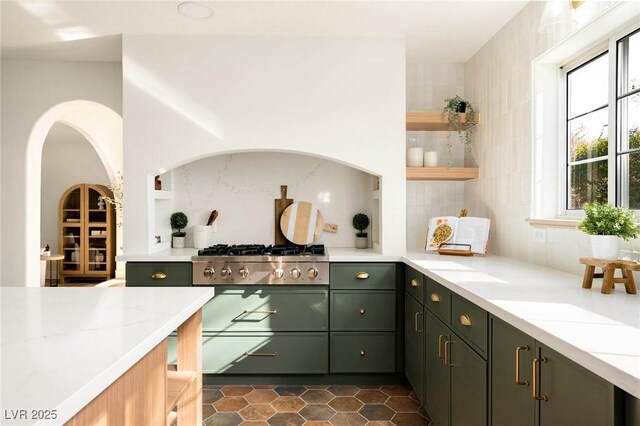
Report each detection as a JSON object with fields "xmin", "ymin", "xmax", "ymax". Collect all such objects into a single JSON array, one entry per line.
[
  {"xmin": 491, "ymin": 317, "xmax": 535, "ymax": 426},
  {"xmin": 405, "ymin": 293, "xmax": 424, "ymax": 403},
  {"xmin": 450, "ymin": 334, "xmax": 487, "ymax": 426},
  {"xmin": 538, "ymin": 344, "xmax": 619, "ymax": 426},
  {"xmin": 425, "ymin": 310, "xmax": 451, "ymax": 426}
]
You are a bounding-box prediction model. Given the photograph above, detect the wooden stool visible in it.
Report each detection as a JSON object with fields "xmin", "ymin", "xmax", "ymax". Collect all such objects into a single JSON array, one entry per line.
[
  {"xmin": 41, "ymin": 254, "xmax": 64, "ymax": 287},
  {"xmin": 579, "ymin": 257, "xmax": 639, "ymax": 295}
]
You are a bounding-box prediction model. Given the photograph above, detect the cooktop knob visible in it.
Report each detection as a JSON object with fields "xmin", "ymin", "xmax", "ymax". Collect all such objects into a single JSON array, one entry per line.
[
  {"xmin": 272, "ymin": 267, "xmax": 284, "ymax": 279},
  {"xmin": 203, "ymin": 267, "xmax": 215, "ymax": 279},
  {"xmin": 290, "ymin": 268, "xmax": 301, "ymax": 279},
  {"xmin": 307, "ymin": 267, "xmax": 318, "ymax": 279},
  {"xmin": 220, "ymin": 267, "xmax": 232, "ymax": 279},
  {"xmin": 239, "ymin": 267, "xmax": 249, "ymax": 279}
]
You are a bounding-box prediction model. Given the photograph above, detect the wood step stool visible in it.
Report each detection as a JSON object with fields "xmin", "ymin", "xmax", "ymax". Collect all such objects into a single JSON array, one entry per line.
[{"xmin": 579, "ymin": 257, "xmax": 639, "ymax": 295}]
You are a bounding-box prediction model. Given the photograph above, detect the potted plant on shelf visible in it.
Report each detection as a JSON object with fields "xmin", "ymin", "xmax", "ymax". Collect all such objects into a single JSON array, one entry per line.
[
  {"xmin": 170, "ymin": 212, "xmax": 189, "ymax": 249},
  {"xmin": 441, "ymin": 95, "xmax": 477, "ymax": 166},
  {"xmin": 577, "ymin": 202, "xmax": 638, "ymax": 259},
  {"xmin": 353, "ymin": 213, "xmax": 370, "ymax": 249}
]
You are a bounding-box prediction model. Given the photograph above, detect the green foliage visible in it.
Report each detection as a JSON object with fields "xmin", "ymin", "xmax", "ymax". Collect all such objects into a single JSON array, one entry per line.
[
  {"xmin": 441, "ymin": 95, "xmax": 476, "ymax": 166},
  {"xmin": 577, "ymin": 202, "xmax": 638, "ymax": 240},
  {"xmin": 352, "ymin": 213, "xmax": 370, "ymax": 237},
  {"xmin": 170, "ymin": 212, "xmax": 188, "ymax": 237}
]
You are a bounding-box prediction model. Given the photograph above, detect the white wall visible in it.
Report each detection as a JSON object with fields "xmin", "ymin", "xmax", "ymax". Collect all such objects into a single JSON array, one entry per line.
[
  {"xmin": 1, "ymin": 60, "xmax": 121, "ymax": 286},
  {"xmin": 122, "ymin": 36, "xmax": 406, "ymax": 255}
]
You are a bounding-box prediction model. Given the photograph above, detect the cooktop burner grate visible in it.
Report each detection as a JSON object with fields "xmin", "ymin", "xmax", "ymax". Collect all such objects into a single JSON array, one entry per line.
[{"xmin": 197, "ymin": 244, "xmax": 325, "ymax": 257}]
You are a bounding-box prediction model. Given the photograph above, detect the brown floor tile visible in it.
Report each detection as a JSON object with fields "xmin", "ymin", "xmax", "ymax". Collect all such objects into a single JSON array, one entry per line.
[
  {"xmin": 301, "ymin": 389, "xmax": 334, "ymax": 404},
  {"xmin": 380, "ymin": 385, "xmax": 412, "ymax": 397},
  {"xmin": 245, "ymin": 389, "xmax": 279, "ymax": 404},
  {"xmin": 367, "ymin": 422, "xmax": 394, "ymax": 426},
  {"xmin": 305, "ymin": 422, "xmax": 332, "ymax": 426},
  {"xmin": 328, "ymin": 396, "xmax": 363, "ymax": 412},
  {"xmin": 203, "ymin": 403, "xmax": 216, "ymax": 421},
  {"xmin": 357, "ymin": 384, "xmax": 381, "ymax": 389},
  {"xmin": 203, "ymin": 388, "xmax": 224, "ymax": 404},
  {"xmin": 359, "ymin": 404, "xmax": 395, "ymax": 421},
  {"xmin": 223, "ymin": 385, "xmax": 254, "ymax": 396},
  {"xmin": 327, "ymin": 385, "xmax": 359, "ymax": 396},
  {"xmin": 385, "ymin": 396, "xmax": 420, "ymax": 413},
  {"xmin": 329, "ymin": 412, "xmax": 367, "ymax": 426},
  {"xmin": 355, "ymin": 389, "xmax": 388, "ymax": 404},
  {"xmin": 205, "ymin": 384, "xmax": 224, "ymax": 389},
  {"xmin": 204, "ymin": 412, "xmax": 243, "ymax": 426},
  {"xmin": 270, "ymin": 396, "xmax": 306, "ymax": 412},
  {"xmin": 299, "ymin": 404, "xmax": 336, "ymax": 421},
  {"xmin": 391, "ymin": 412, "xmax": 430, "ymax": 426},
  {"xmin": 239, "ymin": 404, "xmax": 276, "ymax": 421},
  {"xmin": 305, "ymin": 385, "xmax": 330, "ymax": 389},
  {"xmin": 240, "ymin": 422, "xmax": 268, "ymax": 426},
  {"xmin": 267, "ymin": 412, "xmax": 305, "ymax": 426},
  {"xmin": 214, "ymin": 396, "xmax": 250, "ymax": 412},
  {"xmin": 252, "ymin": 385, "xmax": 277, "ymax": 389},
  {"xmin": 274, "ymin": 385, "xmax": 306, "ymax": 396}
]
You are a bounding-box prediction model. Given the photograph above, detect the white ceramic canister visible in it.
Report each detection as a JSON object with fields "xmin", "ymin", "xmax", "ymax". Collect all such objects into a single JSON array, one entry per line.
[
  {"xmin": 193, "ymin": 225, "xmax": 212, "ymax": 249},
  {"xmin": 407, "ymin": 147, "xmax": 424, "ymax": 167},
  {"xmin": 424, "ymin": 151, "xmax": 438, "ymax": 167}
]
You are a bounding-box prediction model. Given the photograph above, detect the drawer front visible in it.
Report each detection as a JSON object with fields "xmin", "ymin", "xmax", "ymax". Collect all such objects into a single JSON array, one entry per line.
[
  {"xmin": 330, "ymin": 291, "xmax": 395, "ymax": 331},
  {"xmin": 425, "ymin": 278, "xmax": 451, "ymax": 322},
  {"xmin": 330, "ymin": 332, "xmax": 396, "ymax": 373},
  {"xmin": 405, "ymin": 266, "xmax": 424, "ymax": 304},
  {"xmin": 126, "ymin": 262, "xmax": 192, "ymax": 287},
  {"xmin": 168, "ymin": 332, "xmax": 328, "ymax": 374},
  {"xmin": 330, "ymin": 263, "xmax": 396, "ymax": 290},
  {"xmin": 203, "ymin": 286, "xmax": 328, "ymax": 332},
  {"xmin": 451, "ymin": 294, "xmax": 488, "ymax": 356}
]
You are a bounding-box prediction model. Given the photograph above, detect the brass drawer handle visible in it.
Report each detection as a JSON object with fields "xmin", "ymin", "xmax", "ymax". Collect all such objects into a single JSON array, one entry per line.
[
  {"xmin": 360, "ymin": 349, "xmax": 366, "ymax": 357},
  {"xmin": 459, "ymin": 314, "xmax": 472, "ymax": 326},
  {"xmin": 532, "ymin": 357, "xmax": 548, "ymax": 401},
  {"xmin": 359, "ymin": 308, "xmax": 366, "ymax": 315},
  {"xmin": 355, "ymin": 272, "xmax": 369, "ymax": 280},
  {"xmin": 245, "ymin": 351, "xmax": 277, "ymax": 357},
  {"xmin": 438, "ymin": 334, "xmax": 447, "ymax": 359},
  {"xmin": 515, "ymin": 345, "xmax": 530, "ymax": 386},
  {"xmin": 151, "ymin": 272, "xmax": 167, "ymax": 280},
  {"xmin": 410, "ymin": 279, "xmax": 419, "ymax": 287},
  {"xmin": 430, "ymin": 293, "xmax": 440, "ymax": 303},
  {"xmin": 244, "ymin": 309, "xmax": 277, "ymax": 315},
  {"xmin": 414, "ymin": 312, "xmax": 423, "ymax": 333},
  {"xmin": 444, "ymin": 340, "xmax": 454, "ymax": 367}
]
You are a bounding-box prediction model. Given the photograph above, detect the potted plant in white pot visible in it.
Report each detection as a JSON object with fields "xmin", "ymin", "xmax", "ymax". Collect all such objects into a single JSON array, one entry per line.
[
  {"xmin": 577, "ymin": 202, "xmax": 638, "ymax": 259},
  {"xmin": 441, "ymin": 95, "xmax": 477, "ymax": 166},
  {"xmin": 170, "ymin": 212, "xmax": 189, "ymax": 249},
  {"xmin": 353, "ymin": 213, "xmax": 370, "ymax": 249}
]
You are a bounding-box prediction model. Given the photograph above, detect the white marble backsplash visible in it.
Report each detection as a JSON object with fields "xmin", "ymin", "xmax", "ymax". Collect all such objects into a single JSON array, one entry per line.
[{"xmin": 170, "ymin": 152, "xmax": 373, "ymax": 247}]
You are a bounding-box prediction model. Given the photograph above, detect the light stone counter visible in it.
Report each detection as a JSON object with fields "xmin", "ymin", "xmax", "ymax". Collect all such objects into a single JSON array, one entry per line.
[{"xmin": 0, "ymin": 287, "xmax": 215, "ymax": 425}]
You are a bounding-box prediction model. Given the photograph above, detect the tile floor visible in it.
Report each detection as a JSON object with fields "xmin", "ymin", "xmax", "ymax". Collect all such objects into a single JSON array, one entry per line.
[{"xmin": 201, "ymin": 384, "xmax": 431, "ymax": 426}]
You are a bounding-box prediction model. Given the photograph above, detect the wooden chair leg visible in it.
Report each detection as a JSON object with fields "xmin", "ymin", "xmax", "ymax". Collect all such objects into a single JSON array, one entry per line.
[
  {"xmin": 601, "ymin": 267, "xmax": 616, "ymax": 294},
  {"xmin": 582, "ymin": 265, "xmax": 596, "ymax": 289},
  {"xmin": 622, "ymin": 269, "xmax": 638, "ymax": 294}
]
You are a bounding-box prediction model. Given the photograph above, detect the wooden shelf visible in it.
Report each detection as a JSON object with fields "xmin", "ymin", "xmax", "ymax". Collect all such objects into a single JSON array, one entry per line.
[
  {"xmin": 166, "ymin": 370, "xmax": 197, "ymax": 414},
  {"xmin": 406, "ymin": 167, "xmax": 479, "ymax": 181},
  {"xmin": 406, "ymin": 111, "xmax": 479, "ymax": 131}
]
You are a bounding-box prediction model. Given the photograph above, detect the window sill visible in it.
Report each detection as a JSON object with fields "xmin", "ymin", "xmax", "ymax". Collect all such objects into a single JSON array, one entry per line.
[{"xmin": 525, "ymin": 218, "xmax": 580, "ymax": 228}]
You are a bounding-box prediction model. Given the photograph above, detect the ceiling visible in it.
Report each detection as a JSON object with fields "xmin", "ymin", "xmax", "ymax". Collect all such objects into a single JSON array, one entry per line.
[{"xmin": 1, "ymin": 1, "xmax": 528, "ymax": 63}]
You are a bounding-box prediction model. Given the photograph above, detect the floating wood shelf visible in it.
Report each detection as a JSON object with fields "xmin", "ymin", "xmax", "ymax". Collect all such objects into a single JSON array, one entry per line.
[
  {"xmin": 406, "ymin": 167, "xmax": 479, "ymax": 181},
  {"xmin": 406, "ymin": 111, "xmax": 479, "ymax": 131},
  {"xmin": 166, "ymin": 370, "xmax": 197, "ymax": 415}
]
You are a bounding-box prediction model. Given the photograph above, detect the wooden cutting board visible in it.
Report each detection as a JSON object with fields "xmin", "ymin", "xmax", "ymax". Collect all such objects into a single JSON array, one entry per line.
[
  {"xmin": 280, "ymin": 201, "xmax": 338, "ymax": 245},
  {"xmin": 274, "ymin": 185, "xmax": 293, "ymax": 245}
]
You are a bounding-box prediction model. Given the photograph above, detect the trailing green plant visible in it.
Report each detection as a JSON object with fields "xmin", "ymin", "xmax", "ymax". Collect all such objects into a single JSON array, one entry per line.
[
  {"xmin": 352, "ymin": 213, "xmax": 370, "ymax": 237},
  {"xmin": 170, "ymin": 212, "xmax": 189, "ymax": 237},
  {"xmin": 441, "ymin": 95, "xmax": 476, "ymax": 166},
  {"xmin": 577, "ymin": 202, "xmax": 638, "ymax": 240}
]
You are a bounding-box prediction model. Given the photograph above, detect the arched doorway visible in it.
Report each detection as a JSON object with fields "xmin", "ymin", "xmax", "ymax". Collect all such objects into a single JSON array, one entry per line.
[{"xmin": 25, "ymin": 100, "xmax": 123, "ymax": 286}]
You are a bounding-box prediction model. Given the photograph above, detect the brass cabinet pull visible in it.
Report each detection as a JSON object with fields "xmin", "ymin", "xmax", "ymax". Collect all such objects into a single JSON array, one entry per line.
[
  {"xmin": 532, "ymin": 357, "xmax": 549, "ymax": 401},
  {"xmin": 151, "ymin": 272, "xmax": 167, "ymax": 279},
  {"xmin": 515, "ymin": 345, "xmax": 530, "ymax": 386},
  {"xmin": 360, "ymin": 349, "xmax": 366, "ymax": 357},
  {"xmin": 245, "ymin": 351, "xmax": 277, "ymax": 357},
  {"xmin": 359, "ymin": 308, "xmax": 366, "ymax": 315},
  {"xmin": 411, "ymin": 279, "xmax": 419, "ymax": 287},
  {"xmin": 438, "ymin": 334, "xmax": 447, "ymax": 359},
  {"xmin": 430, "ymin": 293, "xmax": 440, "ymax": 303},
  {"xmin": 244, "ymin": 309, "xmax": 278, "ymax": 315},
  {"xmin": 355, "ymin": 272, "xmax": 369, "ymax": 280},
  {"xmin": 459, "ymin": 314, "xmax": 472, "ymax": 326},
  {"xmin": 444, "ymin": 340, "xmax": 454, "ymax": 367},
  {"xmin": 414, "ymin": 312, "xmax": 423, "ymax": 333}
]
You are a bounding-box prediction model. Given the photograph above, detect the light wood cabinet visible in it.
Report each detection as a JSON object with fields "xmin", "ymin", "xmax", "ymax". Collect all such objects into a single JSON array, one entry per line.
[{"xmin": 58, "ymin": 184, "xmax": 115, "ymax": 284}]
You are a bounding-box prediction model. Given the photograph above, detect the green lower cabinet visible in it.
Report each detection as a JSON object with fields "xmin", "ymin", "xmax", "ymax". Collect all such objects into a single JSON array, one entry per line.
[
  {"xmin": 331, "ymin": 290, "xmax": 396, "ymax": 331},
  {"xmin": 405, "ymin": 293, "xmax": 424, "ymax": 404},
  {"xmin": 425, "ymin": 310, "xmax": 452, "ymax": 426},
  {"xmin": 330, "ymin": 332, "xmax": 395, "ymax": 373}
]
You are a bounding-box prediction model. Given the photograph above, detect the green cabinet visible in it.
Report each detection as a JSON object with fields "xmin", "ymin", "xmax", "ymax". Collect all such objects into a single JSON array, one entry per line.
[
  {"xmin": 125, "ymin": 262, "xmax": 191, "ymax": 287},
  {"xmin": 330, "ymin": 263, "xmax": 396, "ymax": 289},
  {"xmin": 331, "ymin": 290, "xmax": 395, "ymax": 331},
  {"xmin": 405, "ymin": 293, "xmax": 424, "ymax": 404},
  {"xmin": 425, "ymin": 309, "xmax": 452, "ymax": 426},
  {"xmin": 405, "ymin": 264, "xmax": 424, "ymax": 302},
  {"xmin": 330, "ymin": 332, "xmax": 396, "ymax": 373}
]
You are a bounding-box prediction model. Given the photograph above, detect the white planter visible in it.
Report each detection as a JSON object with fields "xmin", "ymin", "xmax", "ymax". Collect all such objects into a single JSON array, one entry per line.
[
  {"xmin": 172, "ymin": 236, "xmax": 186, "ymax": 249},
  {"xmin": 590, "ymin": 235, "xmax": 620, "ymax": 259},
  {"xmin": 355, "ymin": 236, "xmax": 368, "ymax": 249}
]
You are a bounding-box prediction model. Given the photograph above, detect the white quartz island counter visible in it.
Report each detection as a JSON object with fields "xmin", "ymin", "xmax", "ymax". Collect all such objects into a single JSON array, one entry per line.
[{"xmin": 0, "ymin": 287, "xmax": 215, "ymax": 425}]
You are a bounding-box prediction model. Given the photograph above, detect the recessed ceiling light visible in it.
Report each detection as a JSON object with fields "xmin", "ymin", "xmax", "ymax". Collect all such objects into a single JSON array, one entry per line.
[{"xmin": 177, "ymin": 2, "xmax": 215, "ymax": 20}]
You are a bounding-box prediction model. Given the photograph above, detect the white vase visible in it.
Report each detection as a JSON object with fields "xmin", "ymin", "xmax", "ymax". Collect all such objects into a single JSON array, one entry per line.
[
  {"xmin": 355, "ymin": 236, "xmax": 368, "ymax": 249},
  {"xmin": 172, "ymin": 236, "xmax": 186, "ymax": 249},
  {"xmin": 590, "ymin": 235, "xmax": 620, "ymax": 259}
]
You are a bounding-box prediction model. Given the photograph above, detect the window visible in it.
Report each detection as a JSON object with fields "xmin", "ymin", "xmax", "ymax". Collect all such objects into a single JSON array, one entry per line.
[{"xmin": 565, "ymin": 28, "xmax": 640, "ymax": 210}]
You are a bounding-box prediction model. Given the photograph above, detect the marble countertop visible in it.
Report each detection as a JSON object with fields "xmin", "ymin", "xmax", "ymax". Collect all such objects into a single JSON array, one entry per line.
[{"xmin": 0, "ymin": 287, "xmax": 215, "ymax": 425}]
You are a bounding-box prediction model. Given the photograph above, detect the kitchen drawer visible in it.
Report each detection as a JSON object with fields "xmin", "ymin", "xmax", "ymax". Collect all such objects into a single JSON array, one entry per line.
[
  {"xmin": 330, "ymin": 332, "xmax": 396, "ymax": 373},
  {"xmin": 330, "ymin": 290, "xmax": 395, "ymax": 331},
  {"xmin": 330, "ymin": 263, "xmax": 396, "ymax": 290},
  {"xmin": 425, "ymin": 278, "xmax": 451, "ymax": 322},
  {"xmin": 168, "ymin": 332, "xmax": 328, "ymax": 374},
  {"xmin": 451, "ymin": 294, "xmax": 488, "ymax": 357},
  {"xmin": 126, "ymin": 262, "xmax": 191, "ymax": 287},
  {"xmin": 405, "ymin": 266, "xmax": 424, "ymax": 305},
  {"xmin": 203, "ymin": 286, "xmax": 328, "ymax": 332}
]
